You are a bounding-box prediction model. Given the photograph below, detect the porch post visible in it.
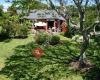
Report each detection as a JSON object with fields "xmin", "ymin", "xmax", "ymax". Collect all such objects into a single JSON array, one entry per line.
[
  {"xmin": 54, "ymin": 19, "xmax": 57, "ymax": 32},
  {"xmin": 46, "ymin": 19, "xmax": 48, "ymax": 32},
  {"xmin": 54, "ymin": 19, "xmax": 56, "ymax": 28},
  {"xmin": 57, "ymin": 20, "xmax": 61, "ymax": 32}
]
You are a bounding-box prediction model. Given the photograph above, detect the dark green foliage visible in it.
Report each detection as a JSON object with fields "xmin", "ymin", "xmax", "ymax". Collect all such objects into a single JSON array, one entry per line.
[
  {"xmin": 84, "ymin": 67, "xmax": 100, "ymax": 80},
  {"xmin": 64, "ymin": 31, "xmax": 72, "ymax": 38},
  {"xmin": 94, "ymin": 35, "xmax": 100, "ymax": 45},
  {"xmin": 0, "ymin": 5, "xmax": 3, "ymax": 17},
  {"xmin": 49, "ymin": 35, "xmax": 60, "ymax": 45}
]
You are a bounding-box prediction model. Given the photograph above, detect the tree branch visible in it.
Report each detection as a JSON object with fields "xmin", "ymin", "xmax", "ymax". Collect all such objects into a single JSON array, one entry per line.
[
  {"xmin": 80, "ymin": 0, "xmax": 83, "ymax": 4},
  {"xmin": 47, "ymin": 0, "xmax": 56, "ymax": 9},
  {"xmin": 73, "ymin": 0, "xmax": 82, "ymax": 13},
  {"xmin": 84, "ymin": 0, "xmax": 89, "ymax": 10},
  {"xmin": 87, "ymin": 22, "xmax": 100, "ymax": 32}
]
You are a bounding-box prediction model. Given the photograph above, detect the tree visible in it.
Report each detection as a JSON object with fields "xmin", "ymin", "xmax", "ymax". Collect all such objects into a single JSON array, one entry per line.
[
  {"xmin": 6, "ymin": 0, "xmax": 47, "ymax": 16},
  {"xmin": 7, "ymin": 5, "xmax": 17, "ymax": 16},
  {"xmin": 0, "ymin": 5, "xmax": 3, "ymax": 17},
  {"xmin": 45, "ymin": 0, "xmax": 70, "ymax": 26},
  {"xmin": 0, "ymin": 5, "xmax": 4, "ymax": 26},
  {"xmin": 70, "ymin": 0, "xmax": 100, "ymax": 67},
  {"xmin": 45, "ymin": 0, "xmax": 100, "ymax": 68},
  {"xmin": 72, "ymin": 0, "xmax": 90, "ymax": 67}
]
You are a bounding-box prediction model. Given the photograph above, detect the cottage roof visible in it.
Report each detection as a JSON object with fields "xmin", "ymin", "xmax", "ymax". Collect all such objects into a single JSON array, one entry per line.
[{"xmin": 24, "ymin": 10, "xmax": 65, "ymax": 20}]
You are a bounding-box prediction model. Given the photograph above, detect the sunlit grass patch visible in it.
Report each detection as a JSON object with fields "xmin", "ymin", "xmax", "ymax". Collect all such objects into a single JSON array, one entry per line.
[{"xmin": 0, "ymin": 75, "xmax": 11, "ymax": 80}]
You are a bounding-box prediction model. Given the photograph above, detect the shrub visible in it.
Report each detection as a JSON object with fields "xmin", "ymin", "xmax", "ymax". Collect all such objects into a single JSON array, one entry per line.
[
  {"xmin": 49, "ymin": 35, "xmax": 60, "ymax": 45},
  {"xmin": 0, "ymin": 25, "xmax": 16, "ymax": 38},
  {"xmin": 0, "ymin": 29, "xmax": 9, "ymax": 38},
  {"xmin": 35, "ymin": 33, "xmax": 60, "ymax": 45},
  {"xmin": 0, "ymin": 15, "xmax": 29, "ymax": 39},
  {"xmin": 64, "ymin": 31, "xmax": 72, "ymax": 38},
  {"xmin": 16, "ymin": 24, "xmax": 28, "ymax": 38},
  {"xmin": 35, "ymin": 33, "xmax": 47, "ymax": 45}
]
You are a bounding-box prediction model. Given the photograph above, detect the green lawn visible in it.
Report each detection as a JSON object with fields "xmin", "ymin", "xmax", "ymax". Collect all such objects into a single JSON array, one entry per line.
[
  {"xmin": 0, "ymin": 35, "xmax": 34, "ymax": 57},
  {"xmin": 0, "ymin": 34, "xmax": 34, "ymax": 80},
  {"xmin": 0, "ymin": 34, "xmax": 84, "ymax": 80}
]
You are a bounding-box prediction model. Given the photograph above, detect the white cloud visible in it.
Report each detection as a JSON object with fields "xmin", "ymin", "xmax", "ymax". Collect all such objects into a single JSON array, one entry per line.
[{"xmin": 2, "ymin": 3, "xmax": 11, "ymax": 12}]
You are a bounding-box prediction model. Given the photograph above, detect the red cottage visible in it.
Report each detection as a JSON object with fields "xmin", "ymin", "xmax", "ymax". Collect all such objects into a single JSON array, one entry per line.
[{"xmin": 24, "ymin": 9, "xmax": 67, "ymax": 33}]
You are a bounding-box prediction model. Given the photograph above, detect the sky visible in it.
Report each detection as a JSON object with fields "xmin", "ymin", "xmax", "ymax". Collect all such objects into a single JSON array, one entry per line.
[
  {"xmin": 0, "ymin": 0, "xmax": 94, "ymax": 12},
  {"xmin": 0, "ymin": 0, "xmax": 11, "ymax": 12},
  {"xmin": 0, "ymin": 0, "xmax": 74, "ymax": 12}
]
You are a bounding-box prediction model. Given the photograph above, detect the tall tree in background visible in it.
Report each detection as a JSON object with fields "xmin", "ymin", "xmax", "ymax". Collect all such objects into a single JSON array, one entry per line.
[
  {"xmin": 45, "ymin": 0, "xmax": 70, "ymax": 26},
  {"xmin": 0, "ymin": 5, "xmax": 3, "ymax": 17},
  {"xmin": 7, "ymin": 0, "xmax": 47, "ymax": 15},
  {"xmin": 94, "ymin": 0, "xmax": 100, "ymax": 21},
  {"xmin": 7, "ymin": 5, "xmax": 17, "ymax": 16},
  {"xmin": 0, "ymin": 5, "xmax": 4, "ymax": 30}
]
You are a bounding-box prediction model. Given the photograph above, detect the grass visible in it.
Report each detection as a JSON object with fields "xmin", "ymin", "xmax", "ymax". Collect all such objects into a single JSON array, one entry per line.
[
  {"xmin": 0, "ymin": 34, "xmax": 84, "ymax": 80},
  {"xmin": 0, "ymin": 34, "xmax": 34, "ymax": 80},
  {"xmin": 0, "ymin": 35, "xmax": 34, "ymax": 57},
  {"xmin": 58, "ymin": 35, "xmax": 68, "ymax": 41}
]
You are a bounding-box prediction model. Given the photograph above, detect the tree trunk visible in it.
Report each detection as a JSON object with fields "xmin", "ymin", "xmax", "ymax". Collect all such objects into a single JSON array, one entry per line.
[
  {"xmin": 79, "ymin": 11, "xmax": 84, "ymax": 32},
  {"xmin": 79, "ymin": 29, "xmax": 89, "ymax": 68},
  {"xmin": 78, "ymin": 11, "xmax": 89, "ymax": 68},
  {"xmin": 97, "ymin": 8, "xmax": 100, "ymax": 21}
]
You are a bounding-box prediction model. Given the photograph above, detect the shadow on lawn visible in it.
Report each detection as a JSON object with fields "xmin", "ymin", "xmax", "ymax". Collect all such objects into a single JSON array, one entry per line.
[
  {"xmin": 0, "ymin": 42, "xmax": 79, "ymax": 80},
  {"xmin": 0, "ymin": 37, "xmax": 12, "ymax": 43},
  {"xmin": 0, "ymin": 35, "xmax": 27, "ymax": 43},
  {"xmin": 83, "ymin": 67, "xmax": 100, "ymax": 80},
  {"xmin": 83, "ymin": 56, "xmax": 100, "ymax": 80},
  {"xmin": 82, "ymin": 41, "xmax": 100, "ymax": 80}
]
